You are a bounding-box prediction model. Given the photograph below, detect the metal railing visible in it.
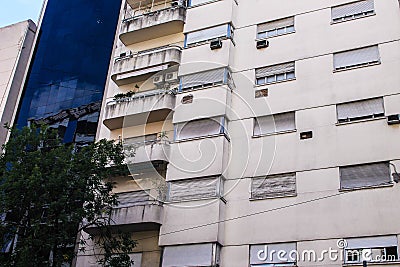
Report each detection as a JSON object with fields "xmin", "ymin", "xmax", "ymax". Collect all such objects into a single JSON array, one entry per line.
[
  {"xmin": 114, "ymin": 44, "xmax": 182, "ymax": 62},
  {"xmin": 124, "ymin": 0, "xmax": 186, "ymax": 21},
  {"xmin": 106, "ymin": 88, "xmax": 177, "ymax": 106}
]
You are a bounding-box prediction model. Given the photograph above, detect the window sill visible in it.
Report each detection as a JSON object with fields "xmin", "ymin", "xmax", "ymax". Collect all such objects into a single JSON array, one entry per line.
[
  {"xmin": 331, "ymin": 13, "xmax": 376, "ymax": 25},
  {"xmin": 250, "ymin": 193, "xmax": 297, "ymax": 201},
  {"xmin": 252, "ymin": 129, "xmax": 297, "ymax": 138},
  {"xmin": 255, "ymin": 31, "xmax": 296, "ymax": 41},
  {"xmin": 173, "ymin": 133, "xmax": 230, "ymax": 143},
  {"xmin": 335, "ymin": 116, "xmax": 386, "ymax": 126},
  {"xmin": 254, "ymin": 78, "xmax": 296, "ymax": 87},
  {"xmin": 339, "ymin": 183, "xmax": 394, "ymax": 192},
  {"xmin": 333, "ymin": 61, "xmax": 381, "ymax": 73}
]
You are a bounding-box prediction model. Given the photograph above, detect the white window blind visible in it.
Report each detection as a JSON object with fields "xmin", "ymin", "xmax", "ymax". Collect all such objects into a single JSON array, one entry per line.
[
  {"xmin": 256, "ymin": 62, "xmax": 295, "ymax": 78},
  {"xmin": 168, "ymin": 176, "xmax": 220, "ymax": 202},
  {"xmin": 346, "ymin": 236, "xmax": 398, "ymax": 249},
  {"xmin": 254, "ymin": 112, "xmax": 296, "ymax": 136},
  {"xmin": 180, "ymin": 68, "xmax": 226, "ymax": 90},
  {"xmin": 176, "ymin": 117, "xmax": 223, "ymax": 141},
  {"xmin": 337, "ymin": 98, "xmax": 384, "ymax": 122},
  {"xmin": 251, "ymin": 173, "xmax": 296, "ymax": 199},
  {"xmin": 116, "ymin": 191, "xmax": 150, "ymax": 208},
  {"xmin": 186, "ymin": 24, "xmax": 229, "ymax": 45},
  {"xmin": 257, "ymin": 17, "xmax": 295, "ymax": 34},
  {"xmin": 250, "ymin": 242, "xmax": 297, "ymax": 266},
  {"xmin": 332, "ymin": 0, "xmax": 375, "ymax": 22},
  {"xmin": 162, "ymin": 243, "xmax": 220, "ymax": 267},
  {"xmin": 340, "ymin": 162, "xmax": 391, "ymax": 189},
  {"xmin": 334, "ymin": 46, "xmax": 380, "ymax": 70}
]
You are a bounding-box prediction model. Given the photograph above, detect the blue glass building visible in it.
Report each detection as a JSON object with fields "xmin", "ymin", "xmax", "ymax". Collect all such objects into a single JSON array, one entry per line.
[{"xmin": 16, "ymin": 0, "xmax": 121, "ymax": 144}]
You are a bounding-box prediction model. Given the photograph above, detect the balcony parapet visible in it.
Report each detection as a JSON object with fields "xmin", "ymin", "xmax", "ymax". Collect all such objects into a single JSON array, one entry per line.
[
  {"xmin": 85, "ymin": 191, "xmax": 164, "ymax": 233},
  {"xmin": 103, "ymin": 89, "xmax": 176, "ymax": 130},
  {"xmin": 112, "ymin": 45, "xmax": 182, "ymax": 86},
  {"xmin": 120, "ymin": 5, "xmax": 186, "ymax": 45},
  {"xmin": 123, "ymin": 131, "xmax": 173, "ymax": 164}
]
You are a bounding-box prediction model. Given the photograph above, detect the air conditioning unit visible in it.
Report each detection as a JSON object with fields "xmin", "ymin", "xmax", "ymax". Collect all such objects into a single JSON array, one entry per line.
[
  {"xmin": 387, "ymin": 114, "xmax": 400, "ymax": 125},
  {"xmin": 153, "ymin": 74, "xmax": 164, "ymax": 85},
  {"xmin": 256, "ymin": 39, "xmax": 269, "ymax": 49},
  {"xmin": 210, "ymin": 39, "xmax": 223, "ymax": 50},
  {"xmin": 165, "ymin": 72, "xmax": 178, "ymax": 82}
]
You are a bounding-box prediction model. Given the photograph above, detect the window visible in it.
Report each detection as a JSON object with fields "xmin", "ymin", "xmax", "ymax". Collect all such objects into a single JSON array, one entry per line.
[
  {"xmin": 162, "ymin": 243, "xmax": 221, "ymax": 267},
  {"xmin": 185, "ymin": 24, "xmax": 233, "ymax": 47},
  {"xmin": 344, "ymin": 236, "xmax": 398, "ymax": 264},
  {"xmin": 332, "ymin": 0, "xmax": 375, "ymax": 23},
  {"xmin": 179, "ymin": 67, "xmax": 231, "ymax": 91},
  {"xmin": 254, "ymin": 112, "xmax": 296, "ymax": 136},
  {"xmin": 257, "ymin": 17, "xmax": 295, "ymax": 39},
  {"xmin": 336, "ymin": 97, "xmax": 384, "ymax": 123},
  {"xmin": 334, "ymin": 45, "xmax": 380, "ymax": 71},
  {"xmin": 251, "ymin": 173, "xmax": 296, "ymax": 199},
  {"xmin": 256, "ymin": 62, "xmax": 295, "ymax": 85},
  {"xmin": 250, "ymin": 242, "xmax": 297, "ymax": 266},
  {"xmin": 168, "ymin": 176, "xmax": 222, "ymax": 202},
  {"xmin": 175, "ymin": 116, "xmax": 226, "ymax": 141},
  {"xmin": 340, "ymin": 162, "xmax": 392, "ymax": 190}
]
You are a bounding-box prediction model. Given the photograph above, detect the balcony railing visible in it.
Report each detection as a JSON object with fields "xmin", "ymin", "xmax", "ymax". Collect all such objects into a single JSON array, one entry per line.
[
  {"xmin": 103, "ymin": 89, "xmax": 176, "ymax": 130},
  {"xmin": 120, "ymin": 4, "xmax": 186, "ymax": 45},
  {"xmin": 111, "ymin": 45, "xmax": 182, "ymax": 86},
  {"xmin": 85, "ymin": 190, "xmax": 164, "ymax": 233},
  {"xmin": 123, "ymin": 131, "xmax": 173, "ymax": 164}
]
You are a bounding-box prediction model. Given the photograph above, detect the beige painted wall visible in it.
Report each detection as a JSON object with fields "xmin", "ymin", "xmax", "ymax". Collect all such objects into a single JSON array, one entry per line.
[
  {"xmin": 0, "ymin": 20, "xmax": 36, "ymax": 145},
  {"xmin": 93, "ymin": 0, "xmax": 400, "ymax": 266}
]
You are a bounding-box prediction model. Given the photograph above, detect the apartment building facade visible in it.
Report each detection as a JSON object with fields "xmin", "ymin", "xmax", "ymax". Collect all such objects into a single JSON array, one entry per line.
[
  {"xmin": 82, "ymin": 0, "xmax": 400, "ymax": 266},
  {"xmin": 0, "ymin": 20, "xmax": 36, "ymax": 145}
]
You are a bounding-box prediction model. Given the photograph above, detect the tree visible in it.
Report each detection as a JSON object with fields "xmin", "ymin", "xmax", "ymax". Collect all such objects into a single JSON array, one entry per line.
[{"xmin": 0, "ymin": 125, "xmax": 136, "ymax": 267}]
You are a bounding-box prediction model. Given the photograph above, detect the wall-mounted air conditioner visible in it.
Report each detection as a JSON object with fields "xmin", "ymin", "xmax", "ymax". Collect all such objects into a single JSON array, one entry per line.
[
  {"xmin": 153, "ymin": 74, "xmax": 164, "ymax": 85},
  {"xmin": 165, "ymin": 72, "xmax": 178, "ymax": 82}
]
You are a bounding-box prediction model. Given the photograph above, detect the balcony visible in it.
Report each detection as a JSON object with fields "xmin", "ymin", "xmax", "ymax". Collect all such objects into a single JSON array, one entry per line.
[
  {"xmin": 123, "ymin": 132, "xmax": 173, "ymax": 164},
  {"xmin": 111, "ymin": 45, "xmax": 182, "ymax": 86},
  {"xmin": 85, "ymin": 191, "xmax": 164, "ymax": 234},
  {"xmin": 103, "ymin": 89, "xmax": 176, "ymax": 130},
  {"xmin": 120, "ymin": 5, "xmax": 186, "ymax": 45}
]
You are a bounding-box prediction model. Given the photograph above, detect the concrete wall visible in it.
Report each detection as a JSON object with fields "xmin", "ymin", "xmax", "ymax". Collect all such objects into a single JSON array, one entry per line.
[
  {"xmin": 157, "ymin": 0, "xmax": 400, "ymax": 266},
  {"xmin": 0, "ymin": 20, "xmax": 36, "ymax": 145},
  {"xmin": 94, "ymin": 0, "xmax": 400, "ymax": 266}
]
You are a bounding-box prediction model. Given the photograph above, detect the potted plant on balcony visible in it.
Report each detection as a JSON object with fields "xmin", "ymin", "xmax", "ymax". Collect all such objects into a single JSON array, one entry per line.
[
  {"xmin": 157, "ymin": 131, "xmax": 170, "ymax": 144},
  {"xmin": 113, "ymin": 90, "xmax": 136, "ymax": 102}
]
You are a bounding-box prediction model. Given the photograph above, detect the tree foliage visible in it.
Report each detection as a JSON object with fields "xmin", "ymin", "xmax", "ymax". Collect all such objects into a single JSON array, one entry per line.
[{"xmin": 0, "ymin": 125, "xmax": 136, "ymax": 267}]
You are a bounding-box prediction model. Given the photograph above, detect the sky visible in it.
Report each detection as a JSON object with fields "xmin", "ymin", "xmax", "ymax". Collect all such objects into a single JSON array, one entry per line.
[{"xmin": 0, "ymin": 0, "xmax": 44, "ymax": 28}]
